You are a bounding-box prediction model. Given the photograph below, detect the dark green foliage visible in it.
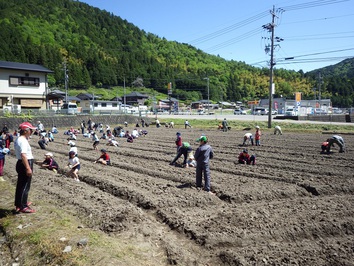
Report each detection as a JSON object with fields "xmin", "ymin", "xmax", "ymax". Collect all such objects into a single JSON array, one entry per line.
[{"xmin": 0, "ymin": 0, "xmax": 352, "ymax": 106}]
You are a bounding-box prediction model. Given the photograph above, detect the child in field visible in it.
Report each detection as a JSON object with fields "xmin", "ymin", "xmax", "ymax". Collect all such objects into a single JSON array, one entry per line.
[
  {"xmin": 36, "ymin": 152, "xmax": 59, "ymax": 173},
  {"xmin": 94, "ymin": 149, "xmax": 111, "ymax": 165},
  {"xmin": 243, "ymin": 133, "xmax": 254, "ymax": 146},
  {"xmin": 91, "ymin": 132, "xmax": 100, "ymax": 150},
  {"xmin": 255, "ymin": 126, "xmax": 261, "ymax": 146},
  {"xmin": 0, "ymin": 140, "xmax": 10, "ymax": 182},
  {"xmin": 175, "ymin": 132, "xmax": 182, "ymax": 152},
  {"xmin": 238, "ymin": 149, "xmax": 256, "ymax": 165},
  {"xmin": 274, "ymin": 125, "xmax": 282, "ymax": 135},
  {"xmin": 67, "ymin": 151, "xmax": 80, "ymax": 182}
]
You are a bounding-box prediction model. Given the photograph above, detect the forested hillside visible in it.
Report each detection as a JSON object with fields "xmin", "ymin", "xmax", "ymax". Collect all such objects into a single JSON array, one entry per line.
[
  {"xmin": 306, "ymin": 58, "xmax": 354, "ymax": 107},
  {"xmin": 0, "ymin": 0, "xmax": 353, "ymax": 106}
]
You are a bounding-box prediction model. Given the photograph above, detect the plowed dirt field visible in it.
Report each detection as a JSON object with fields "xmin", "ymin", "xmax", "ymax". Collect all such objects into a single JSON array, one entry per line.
[{"xmin": 2, "ymin": 126, "xmax": 354, "ymax": 265}]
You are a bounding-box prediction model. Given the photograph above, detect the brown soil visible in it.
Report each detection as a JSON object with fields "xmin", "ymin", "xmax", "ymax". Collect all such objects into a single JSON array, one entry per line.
[{"xmin": 1, "ymin": 126, "xmax": 354, "ymax": 265}]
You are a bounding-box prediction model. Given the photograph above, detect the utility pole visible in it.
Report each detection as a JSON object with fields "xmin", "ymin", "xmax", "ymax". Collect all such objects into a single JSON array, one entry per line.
[
  {"xmin": 203, "ymin": 77, "xmax": 210, "ymax": 114},
  {"xmin": 263, "ymin": 6, "xmax": 282, "ymax": 128},
  {"xmin": 63, "ymin": 61, "xmax": 68, "ymax": 103},
  {"xmin": 318, "ymin": 72, "xmax": 322, "ymax": 109}
]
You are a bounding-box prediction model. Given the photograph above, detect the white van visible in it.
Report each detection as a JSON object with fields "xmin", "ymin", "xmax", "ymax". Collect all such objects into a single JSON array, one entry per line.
[{"xmin": 61, "ymin": 103, "xmax": 78, "ymax": 115}]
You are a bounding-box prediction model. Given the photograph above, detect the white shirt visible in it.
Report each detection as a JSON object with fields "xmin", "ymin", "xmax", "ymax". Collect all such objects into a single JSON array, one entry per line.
[
  {"xmin": 244, "ymin": 133, "xmax": 253, "ymax": 139},
  {"xmin": 68, "ymin": 156, "xmax": 80, "ymax": 166},
  {"xmin": 14, "ymin": 136, "xmax": 34, "ymax": 160}
]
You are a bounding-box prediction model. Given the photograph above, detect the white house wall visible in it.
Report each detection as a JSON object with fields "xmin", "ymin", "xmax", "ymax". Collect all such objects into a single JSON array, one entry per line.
[{"xmin": 0, "ymin": 69, "xmax": 47, "ymax": 108}]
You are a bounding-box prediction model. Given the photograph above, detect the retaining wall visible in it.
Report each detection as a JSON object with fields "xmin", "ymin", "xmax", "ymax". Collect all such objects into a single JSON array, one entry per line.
[{"xmin": 0, "ymin": 114, "xmax": 152, "ymax": 132}]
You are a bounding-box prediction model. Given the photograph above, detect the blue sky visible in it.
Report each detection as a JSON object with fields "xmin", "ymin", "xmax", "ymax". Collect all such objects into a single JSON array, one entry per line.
[{"xmin": 81, "ymin": 0, "xmax": 354, "ymax": 72}]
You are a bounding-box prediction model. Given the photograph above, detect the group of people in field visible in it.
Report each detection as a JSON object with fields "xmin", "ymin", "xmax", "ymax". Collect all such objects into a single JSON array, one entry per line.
[{"xmin": 0, "ymin": 117, "xmax": 347, "ymax": 213}]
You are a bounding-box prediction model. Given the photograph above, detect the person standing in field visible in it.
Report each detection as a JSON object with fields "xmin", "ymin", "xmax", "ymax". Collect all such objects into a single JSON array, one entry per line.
[
  {"xmin": 255, "ymin": 126, "xmax": 261, "ymax": 146},
  {"xmin": 222, "ymin": 118, "xmax": 228, "ymax": 132},
  {"xmin": 14, "ymin": 122, "xmax": 37, "ymax": 213},
  {"xmin": 67, "ymin": 151, "xmax": 80, "ymax": 182},
  {"xmin": 194, "ymin": 135, "xmax": 214, "ymax": 194}
]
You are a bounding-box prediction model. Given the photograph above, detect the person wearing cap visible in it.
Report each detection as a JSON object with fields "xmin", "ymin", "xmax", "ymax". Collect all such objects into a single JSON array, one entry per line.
[
  {"xmin": 255, "ymin": 126, "xmax": 261, "ymax": 146},
  {"xmin": 170, "ymin": 142, "xmax": 192, "ymax": 167},
  {"xmin": 68, "ymin": 141, "xmax": 78, "ymax": 156},
  {"xmin": 326, "ymin": 135, "xmax": 345, "ymax": 153},
  {"xmin": 194, "ymin": 135, "xmax": 214, "ymax": 193},
  {"xmin": 94, "ymin": 149, "xmax": 111, "ymax": 165},
  {"xmin": 175, "ymin": 132, "xmax": 182, "ymax": 152},
  {"xmin": 36, "ymin": 152, "xmax": 59, "ymax": 173},
  {"xmin": 238, "ymin": 148, "xmax": 256, "ymax": 165},
  {"xmin": 0, "ymin": 139, "xmax": 10, "ymax": 182},
  {"xmin": 14, "ymin": 122, "xmax": 37, "ymax": 213},
  {"xmin": 274, "ymin": 125, "xmax": 282, "ymax": 135},
  {"xmin": 243, "ymin": 132, "xmax": 254, "ymax": 146},
  {"xmin": 222, "ymin": 118, "xmax": 229, "ymax": 132},
  {"xmin": 67, "ymin": 151, "xmax": 80, "ymax": 182}
]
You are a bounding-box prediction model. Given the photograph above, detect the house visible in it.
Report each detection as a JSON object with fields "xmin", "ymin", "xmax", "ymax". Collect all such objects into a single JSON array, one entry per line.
[
  {"xmin": 123, "ymin": 91, "xmax": 149, "ymax": 105},
  {"xmin": 0, "ymin": 60, "xmax": 53, "ymax": 112},
  {"xmin": 157, "ymin": 97, "xmax": 179, "ymax": 111}
]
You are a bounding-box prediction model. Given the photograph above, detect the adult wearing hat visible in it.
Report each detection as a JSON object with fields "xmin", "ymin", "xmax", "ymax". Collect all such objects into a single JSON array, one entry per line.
[
  {"xmin": 14, "ymin": 122, "xmax": 37, "ymax": 213},
  {"xmin": 194, "ymin": 136, "xmax": 214, "ymax": 194},
  {"xmin": 94, "ymin": 149, "xmax": 111, "ymax": 165}
]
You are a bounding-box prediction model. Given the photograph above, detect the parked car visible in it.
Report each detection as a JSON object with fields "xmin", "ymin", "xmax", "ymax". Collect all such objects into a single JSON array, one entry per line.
[
  {"xmin": 271, "ymin": 109, "xmax": 278, "ymax": 115},
  {"xmin": 234, "ymin": 109, "xmax": 247, "ymax": 115},
  {"xmin": 253, "ymin": 107, "xmax": 267, "ymax": 115},
  {"xmin": 285, "ymin": 108, "xmax": 297, "ymax": 116},
  {"xmin": 314, "ymin": 108, "xmax": 327, "ymax": 115}
]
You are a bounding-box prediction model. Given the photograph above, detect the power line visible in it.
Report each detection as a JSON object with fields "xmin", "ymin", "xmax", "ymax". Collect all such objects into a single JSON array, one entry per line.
[{"xmin": 189, "ymin": 11, "xmax": 269, "ymax": 45}]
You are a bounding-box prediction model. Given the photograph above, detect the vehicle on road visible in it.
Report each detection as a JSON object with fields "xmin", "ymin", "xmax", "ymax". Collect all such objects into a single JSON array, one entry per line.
[
  {"xmin": 234, "ymin": 109, "xmax": 247, "ymax": 115},
  {"xmin": 314, "ymin": 108, "xmax": 328, "ymax": 115},
  {"xmin": 253, "ymin": 107, "xmax": 268, "ymax": 115},
  {"xmin": 285, "ymin": 108, "xmax": 297, "ymax": 116}
]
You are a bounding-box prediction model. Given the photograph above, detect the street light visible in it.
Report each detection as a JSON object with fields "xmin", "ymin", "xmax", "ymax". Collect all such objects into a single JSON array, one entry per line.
[{"xmin": 203, "ymin": 77, "xmax": 209, "ymax": 113}]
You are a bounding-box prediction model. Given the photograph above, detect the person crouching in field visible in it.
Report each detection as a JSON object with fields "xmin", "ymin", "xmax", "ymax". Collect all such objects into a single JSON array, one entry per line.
[
  {"xmin": 67, "ymin": 151, "xmax": 80, "ymax": 182},
  {"xmin": 36, "ymin": 152, "xmax": 59, "ymax": 173},
  {"xmin": 274, "ymin": 125, "xmax": 282, "ymax": 135},
  {"xmin": 94, "ymin": 149, "xmax": 111, "ymax": 165},
  {"xmin": 238, "ymin": 149, "xmax": 256, "ymax": 165},
  {"xmin": 326, "ymin": 135, "xmax": 345, "ymax": 153},
  {"xmin": 170, "ymin": 142, "xmax": 192, "ymax": 168},
  {"xmin": 242, "ymin": 133, "xmax": 254, "ymax": 146},
  {"xmin": 321, "ymin": 140, "xmax": 329, "ymax": 153}
]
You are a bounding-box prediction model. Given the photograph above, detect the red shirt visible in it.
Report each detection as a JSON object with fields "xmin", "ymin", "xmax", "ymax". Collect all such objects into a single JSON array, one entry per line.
[
  {"xmin": 238, "ymin": 152, "xmax": 251, "ymax": 163},
  {"xmin": 100, "ymin": 153, "xmax": 110, "ymax": 161},
  {"xmin": 255, "ymin": 130, "xmax": 261, "ymax": 140},
  {"xmin": 175, "ymin": 136, "xmax": 182, "ymax": 147}
]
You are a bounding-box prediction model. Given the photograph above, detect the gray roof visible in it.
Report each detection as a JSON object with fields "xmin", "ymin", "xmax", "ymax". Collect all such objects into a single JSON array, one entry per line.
[
  {"xmin": 0, "ymin": 60, "xmax": 53, "ymax": 73},
  {"xmin": 124, "ymin": 91, "xmax": 149, "ymax": 98}
]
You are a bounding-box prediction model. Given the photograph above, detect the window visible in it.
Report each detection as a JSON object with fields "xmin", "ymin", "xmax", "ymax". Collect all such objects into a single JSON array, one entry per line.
[
  {"xmin": 94, "ymin": 103, "xmax": 98, "ymax": 107},
  {"xmin": 112, "ymin": 103, "xmax": 118, "ymax": 107},
  {"xmin": 101, "ymin": 103, "xmax": 107, "ymax": 107},
  {"xmin": 9, "ymin": 76, "xmax": 40, "ymax": 86}
]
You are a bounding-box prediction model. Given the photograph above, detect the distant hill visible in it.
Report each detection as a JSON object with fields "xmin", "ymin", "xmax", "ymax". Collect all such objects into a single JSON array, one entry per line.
[
  {"xmin": 0, "ymin": 0, "xmax": 352, "ymax": 106},
  {"xmin": 306, "ymin": 58, "xmax": 354, "ymax": 107}
]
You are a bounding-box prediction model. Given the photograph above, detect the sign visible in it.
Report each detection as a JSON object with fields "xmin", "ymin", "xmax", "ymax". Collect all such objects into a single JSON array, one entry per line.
[
  {"xmin": 167, "ymin": 82, "xmax": 172, "ymax": 95},
  {"xmin": 295, "ymin": 92, "xmax": 301, "ymax": 102}
]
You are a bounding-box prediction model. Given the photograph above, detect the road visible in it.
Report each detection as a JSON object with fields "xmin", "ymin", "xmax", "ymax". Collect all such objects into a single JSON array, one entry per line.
[{"xmin": 154, "ymin": 113, "xmax": 354, "ymax": 126}]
